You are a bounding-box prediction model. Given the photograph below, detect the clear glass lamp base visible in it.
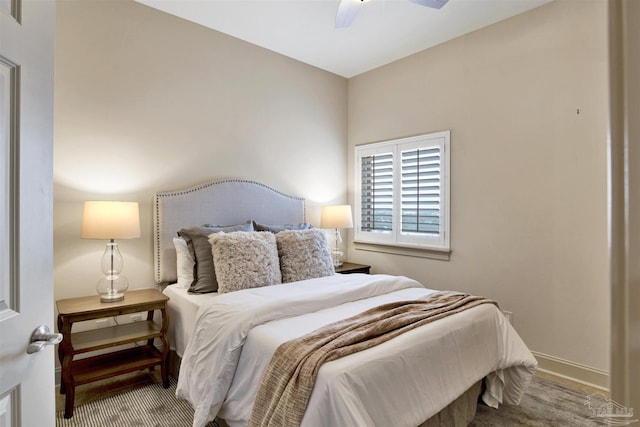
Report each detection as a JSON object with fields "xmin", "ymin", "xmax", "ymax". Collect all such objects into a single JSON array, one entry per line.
[
  {"xmin": 100, "ymin": 291, "xmax": 124, "ymax": 303},
  {"xmin": 97, "ymin": 241, "xmax": 129, "ymax": 303},
  {"xmin": 97, "ymin": 274, "xmax": 128, "ymax": 303},
  {"xmin": 331, "ymin": 249, "xmax": 344, "ymax": 268}
]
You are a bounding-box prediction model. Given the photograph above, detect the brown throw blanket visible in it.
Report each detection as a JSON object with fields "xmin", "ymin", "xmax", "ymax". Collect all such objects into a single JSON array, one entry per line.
[{"xmin": 248, "ymin": 291, "xmax": 497, "ymax": 427}]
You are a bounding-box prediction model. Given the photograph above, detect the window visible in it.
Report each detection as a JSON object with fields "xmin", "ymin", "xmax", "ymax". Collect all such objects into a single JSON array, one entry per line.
[{"xmin": 355, "ymin": 131, "xmax": 450, "ymax": 252}]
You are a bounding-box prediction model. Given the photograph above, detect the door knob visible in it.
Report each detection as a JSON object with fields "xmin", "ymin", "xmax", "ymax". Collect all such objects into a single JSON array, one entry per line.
[{"xmin": 27, "ymin": 325, "xmax": 63, "ymax": 354}]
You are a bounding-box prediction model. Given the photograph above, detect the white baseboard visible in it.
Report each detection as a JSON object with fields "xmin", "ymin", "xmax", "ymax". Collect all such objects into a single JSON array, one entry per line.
[{"xmin": 532, "ymin": 351, "xmax": 609, "ymax": 392}]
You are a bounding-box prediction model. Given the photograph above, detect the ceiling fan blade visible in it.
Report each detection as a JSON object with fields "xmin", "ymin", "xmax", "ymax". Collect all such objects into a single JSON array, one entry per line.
[
  {"xmin": 408, "ymin": 0, "xmax": 449, "ymax": 9},
  {"xmin": 335, "ymin": 0, "xmax": 363, "ymax": 28}
]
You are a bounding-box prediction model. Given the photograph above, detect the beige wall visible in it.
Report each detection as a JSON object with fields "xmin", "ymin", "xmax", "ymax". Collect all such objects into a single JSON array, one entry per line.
[
  {"xmin": 53, "ymin": 0, "xmax": 347, "ymax": 300},
  {"xmin": 347, "ymin": 0, "xmax": 610, "ymax": 375}
]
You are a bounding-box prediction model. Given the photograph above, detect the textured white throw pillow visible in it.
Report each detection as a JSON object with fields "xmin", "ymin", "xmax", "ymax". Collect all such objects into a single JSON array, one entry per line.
[
  {"xmin": 276, "ymin": 229, "xmax": 335, "ymax": 283},
  {"xmin": 173, "ymin": 237, "xmax": 194, "ymax": 289},
  {"xmin": 209, "ymin": 231, "xmax": 282, "ymax": 293}
]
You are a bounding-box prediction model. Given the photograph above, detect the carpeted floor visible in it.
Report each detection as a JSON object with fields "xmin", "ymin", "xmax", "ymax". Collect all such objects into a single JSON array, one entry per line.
[
  {"xmin": 56, "ymin": 373, "xmax": 604, "ymax": 426},
  {"xmin": 56, "ymin": 375, "xmax": 218, "ymax": 427}
]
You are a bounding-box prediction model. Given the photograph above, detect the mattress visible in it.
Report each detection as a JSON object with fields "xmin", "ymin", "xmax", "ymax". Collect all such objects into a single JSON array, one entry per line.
[{"xmin": 163, "ymin": 285, "xmax": 217, "ymax": 358}]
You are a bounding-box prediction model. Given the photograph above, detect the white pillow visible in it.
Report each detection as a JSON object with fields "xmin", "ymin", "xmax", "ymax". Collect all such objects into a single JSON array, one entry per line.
[{"xmin": 173, "ymin": 237, "xmax": 195, "ymax": 289}]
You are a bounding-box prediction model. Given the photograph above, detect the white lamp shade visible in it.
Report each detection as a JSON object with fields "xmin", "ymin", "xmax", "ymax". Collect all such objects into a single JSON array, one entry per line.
[
  {"xmin": 320, "ymin": 205, "xmax": 353, "ymax": 229},
  {"xmin": 81, "ymin": 201, "xmax": 141, "ymax": 240}
]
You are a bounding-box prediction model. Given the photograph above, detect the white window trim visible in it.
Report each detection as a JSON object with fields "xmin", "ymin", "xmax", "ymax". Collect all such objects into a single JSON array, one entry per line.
[{"xmin": 354, "ymin": 131, "xmax": 451, "ymax": 256}]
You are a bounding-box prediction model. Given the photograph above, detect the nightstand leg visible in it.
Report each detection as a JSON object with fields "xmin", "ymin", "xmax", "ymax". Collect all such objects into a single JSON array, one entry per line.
[
  {"xmin": 146, "ymin": 310, "xmax": 155, "ymax": 347},
  {"xmin": 161, "ymin": 359, "xmax": 169, "ymax": 388},
  {"xmin": 64, "ymin": 386, "xmax": 75, "ymax": 419},
  {"xmin": 160, "ymin": 307, "xmax": 170, "ymax": 388}
]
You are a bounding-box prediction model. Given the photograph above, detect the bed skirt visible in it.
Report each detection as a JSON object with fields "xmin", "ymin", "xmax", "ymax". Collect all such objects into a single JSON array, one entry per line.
[
  {"xmin": 168, "ymin": 350, "xmax": 482, "ymax": 427},
  {"xmin": 416, "ymin": 380, "xmax": 482, "ymax": 427}
]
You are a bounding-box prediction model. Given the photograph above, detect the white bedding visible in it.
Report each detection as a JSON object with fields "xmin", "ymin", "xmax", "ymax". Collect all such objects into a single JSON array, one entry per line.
[
  {"xmin": 174, "ymin": 274, "xmax": 537, "ymax": 427},
  {"xmin": 163, "ymin": 285, "xmax": 214, "ymax": 357}
]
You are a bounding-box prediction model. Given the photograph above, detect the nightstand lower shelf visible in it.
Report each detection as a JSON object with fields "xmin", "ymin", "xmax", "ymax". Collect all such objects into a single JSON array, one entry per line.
[{"xmin": 69, "ymin": 345, "xmax": 164, "ymax": 386}]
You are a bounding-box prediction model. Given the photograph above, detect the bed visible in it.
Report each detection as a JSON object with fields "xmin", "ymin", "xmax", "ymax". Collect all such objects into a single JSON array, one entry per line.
[{"xmin": 153, "ymin": 179, "xmax": 537, "ymax": 427}]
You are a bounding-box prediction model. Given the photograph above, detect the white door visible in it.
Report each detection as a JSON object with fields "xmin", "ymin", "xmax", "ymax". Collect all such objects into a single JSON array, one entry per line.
[{"xmin": 0, "ymin": 0, "xmax": 56, "ymax": 425}]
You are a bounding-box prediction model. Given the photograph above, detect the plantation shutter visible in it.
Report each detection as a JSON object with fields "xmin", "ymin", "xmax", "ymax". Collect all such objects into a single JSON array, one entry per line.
[
  {"xmin": 355, "ymin": 130, "xmax": 449, "ymax": 251},
  {"xmin": 360, "ymin": 153, "xmax": 393, "ymax": 232},
  {"xmin": 401, "ymin": 147, "xmax": 441, "ymax": 236}
]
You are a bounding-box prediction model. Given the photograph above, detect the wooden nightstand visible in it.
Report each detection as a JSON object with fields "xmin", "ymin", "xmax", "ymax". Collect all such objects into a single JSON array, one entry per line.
[
  {"xmin": 56, "ymin": 289, "xmax": 170, "ymax": 419},
  {"xmin": 336, "ymin": 262, "xmax": 371, "ymax": 274}
]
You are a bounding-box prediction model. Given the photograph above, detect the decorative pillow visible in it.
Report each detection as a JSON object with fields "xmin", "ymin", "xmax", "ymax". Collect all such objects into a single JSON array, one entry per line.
[
  {"xmin": 209, "ymin": 231, "xmax": 282, "ymax": 293},
  {"xmin": 276, "ymin": 229, "xmax": 335, "ymax": 283},
  {"xmin": 173, "ymin": 237, "xmax": 194, "ymax": 289},
  {"xmin": 252, "ymin": 220, "xmax": 313, "ymax": 233},
  {"xmin": 178, "ymin": 221, "xmax": 254, "ymax": 293}
]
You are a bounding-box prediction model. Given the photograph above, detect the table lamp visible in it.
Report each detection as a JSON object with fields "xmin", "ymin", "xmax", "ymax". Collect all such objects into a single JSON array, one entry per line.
[
  {"xmin": 81, "ymin": 201, "xmax": 141, "ymax": 302},
  {"xmin": 320, "ymin": 205, "xmax": 353, "ymax": 268}
]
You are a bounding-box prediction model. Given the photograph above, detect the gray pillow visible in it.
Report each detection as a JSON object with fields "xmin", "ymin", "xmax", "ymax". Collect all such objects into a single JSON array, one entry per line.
[
  {"xmin": 209, "ymin": 231, "xmax": 282, "ymax": 293},
  {"xmin": 252, "ymin": 220, "xmax": 313, "ymax": 233},
  {"xmin": 178, "ymin": 221, "xmax": 254, "ymax": 293},
  {"xmin": 276, "ymin": 229, "xmax": 335, "ymax": 283}
]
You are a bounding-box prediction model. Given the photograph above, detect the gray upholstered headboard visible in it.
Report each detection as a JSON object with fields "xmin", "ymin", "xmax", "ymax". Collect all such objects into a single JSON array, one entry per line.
[{"xmin": 153, "ymin": 179, "xmax": 305, "ymax": 284}]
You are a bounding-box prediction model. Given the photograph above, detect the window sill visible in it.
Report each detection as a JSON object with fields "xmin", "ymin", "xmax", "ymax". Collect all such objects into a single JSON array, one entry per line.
[{"xmin": 354, "ymin": 241, "xmax": 451, "ymax": 261}]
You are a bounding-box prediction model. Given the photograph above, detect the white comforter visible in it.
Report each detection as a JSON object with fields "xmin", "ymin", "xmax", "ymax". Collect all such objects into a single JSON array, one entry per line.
[{"xmin": 176, "ymin": 274, "xmax": 537, "ymax": 427}]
